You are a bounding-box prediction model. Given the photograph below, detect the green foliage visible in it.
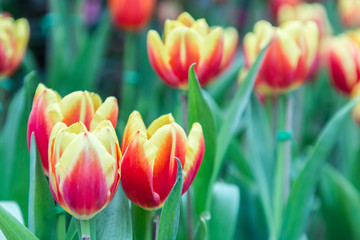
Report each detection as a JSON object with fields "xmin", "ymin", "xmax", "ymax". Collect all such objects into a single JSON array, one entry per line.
[
  {"xmin": 208, "ymin": 182, "xmax": 240, "ymax": 240},
  {"xmin": 320, "ymin": 166, "xmax": 360, "ymax": 240},
  {"xmin": 158, "ymin": 158, "xmax": 183, "ymax": 240},
  {"xmin": 280, "ymin": 99, "xmax": 359, "ymax": 240},
  {"xmin": 0, "ymin": 205, "xmax": 38, "ymax": 240},
  {"xmin": 28, "ymin": 134, "xmax": 56, "ymax": 239}
]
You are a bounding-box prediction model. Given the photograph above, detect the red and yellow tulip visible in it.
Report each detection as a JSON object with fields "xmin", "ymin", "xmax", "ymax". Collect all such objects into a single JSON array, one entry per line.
[
  {"xmin": 120, "ymin": 111, "xmax": 204, "ymax": 209},
  {"xmin": 269, "ymin": 0, "xmax": 302, "ymax": 17},
  {"xmin": 324, "ymin": 31, "xmax": 360, "ymax": 95},
  {"xmin": 277, "ymin": 3, "xmax": 332, "ymax": 38},
  {"xmin": 242, "ymin": 20, "xmax": 319, "ymax": 95},
  {"xmin": 338, "ymin": 0, "xmax": 360, "ymax": 28},
  {"xmin": 0, "ymin": 13, "xmax": 29, "ymax": 78},
  {"xmin": 147, "ymin": 12, "xmax": 238, "ymax": 89},
  {"xmin": 108, "ymin": 0, "xmax": 155, "ymax": 31},
  {"xmin": 48, "ymin": 121, "xmax": 121, "ymax": 220},
  {"xmin": 27, "ymin": 84, "xmax": 118, "ymax": 176}
]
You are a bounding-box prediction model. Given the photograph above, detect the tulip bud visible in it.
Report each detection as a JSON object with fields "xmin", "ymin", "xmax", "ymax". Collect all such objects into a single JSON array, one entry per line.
[
  {"xmin": 27, "ymin": 84, "xmax": 119, "ymax": 176},
  {"xmin": 0, "ymin": 13, "xmax": 29, "ymax": 78},
  {"xmin": 48, "ymin": 121, "xmax": 121, "ymax": 220},
  {"xmin": 270, "ymin": 0, "xmax": 302, "ymax": 17},
  {"xmin": 108, "ymin": 0, "xmax": 155, "ymax": 31},
  {"xmin": 325, "ymin": 31, "xmax": 360, "ymax": 95},
  {"xmin": 147, "ymin": 12, "xmax": 238, "ymax": 89},
  {"xmin": 241, "ymin": 20, "xmax": 319, "ymax": 95},
  {"xmin": 120, "ymin": 111, "xmax": 204, "ymax": 209}
]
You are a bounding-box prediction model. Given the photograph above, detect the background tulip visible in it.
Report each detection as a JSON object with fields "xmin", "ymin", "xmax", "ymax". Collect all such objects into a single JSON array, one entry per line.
[
  {"xmin": 241, "ymin": 20, "xmax": 319, "ymax": 95},
  {"xmin": 48, "ymin": 121, "xmax": 121, "ymax": 220},
  {"xmin": 0, "ymin": 13, "xmax": 29, "ymax": 78},
  {"xmin": 108, "ymin": 0, "xmax": 155, "ymax": 31},
  {"xmin": 27, "ymin": 84, "xmax": 118, "ymax": 176},
  {"xmin": 338, "ymin": 0, "xmax": 360, "ymax": 28},
  {"xmin": 120, "ymin": 111, "xmax": 204, "ymax": 209},
  {"xmin": 147, "ymin": 12, "xmax": 238, "ymax": 89}
]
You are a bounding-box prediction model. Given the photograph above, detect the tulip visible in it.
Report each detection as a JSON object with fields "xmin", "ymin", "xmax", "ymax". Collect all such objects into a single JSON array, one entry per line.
[
  {"xmin": 277, "ymin": 3, "xmax": 332, "ymax": 38},
  {"xmin": 147, "ymin": 12, "xmax": 238, "ymax": 89},
  {"xmin": 338, "ymin": 0, "xmax": 360, "ymax": 28},
  {"xmin": 120, "ymin": 111, "xmax": 204, "ymax": 209},
  {"xmin": 241, "ymin": 20, "xmax": 319, "ymax": 95},
  {"xmin": 0, "ymin": 13, "xmax": 30, "ymax": 78},
  {"xmin": 324, "ymin": 32, "xmax": 360, "ymax": 95},
  {"xmin": 270, "ymin": 0, "xmax": 302, "ymax": 17},
  {"xmin": 27, "ymin": 84, "xmax": 118, "ymax": 176},
  {"xmin": 48, "ymin": 121, "xmax": 121, "ymax": 220},
  {"xmin": 108, "ymin": 0, "xmax": 155, "ymax": 31}
]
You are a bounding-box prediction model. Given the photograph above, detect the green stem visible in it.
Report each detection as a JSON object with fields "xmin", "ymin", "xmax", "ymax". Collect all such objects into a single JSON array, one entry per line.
[
  {"xmin": 56, "ymin": 213, "xmax": 66, "ymax": 240},
  {"xmin": 131, "ymin": 204, "xmax": 154, "ymax": 240},
  {"xmin": 272, "ymin": 94, "xmax": 292, "ymax": 237},
  {"xmin": 120, "ymin": 32, "xmax": 137, "ymax": 120},
  {"xmin": 80, "ymin": 219, "xmax": 91, "ymax": 240}
]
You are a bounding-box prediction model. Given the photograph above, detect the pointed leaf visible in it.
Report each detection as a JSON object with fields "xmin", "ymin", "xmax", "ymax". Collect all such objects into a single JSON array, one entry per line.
[
  {"xmin": 188, "ymin": 64, "xmax": 217, "ymax": 214},
  {"xmin": 158, "ymin": 158, "xmax": 183, "ymax": 240},
  {"xmin": 28, "ymin": 133, "xmax": 56, "ymax": 239},
  {"xmin": 0, "ymin": 205, "xmax": 38, "ymax": 240}
]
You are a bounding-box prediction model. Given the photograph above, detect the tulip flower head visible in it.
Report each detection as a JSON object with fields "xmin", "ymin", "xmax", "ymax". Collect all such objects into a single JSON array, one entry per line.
[
  {"xmin": 338, "ymin": 0, "xmax": 360, "ymax": 28},
  {"xmin": 277, "ymin": 3, "xmax": 332, "ymax": 38},
  {"xmin": 270, "ymin": 0, "xmax": 302, "ymax": 17},
  {"xmin": 27, "ymin": 84, "xmax": 119, "ymax": 176},
  {"xmin": 241, "ymin": 20, "xmax": 319, "ymax": 95},
  {"xmin": 48, "ymin": 121, "xmax": 121, "ymax": 220},
  {"xmin": 120, "ymin": 111, "xmax": 205, "ymax": 209},
  {"xmin": 0, "ymin": 13, "xmax": 29, "ymax": 78},
  {"xmin": 147, "ymin": 12, "xmax": 238, "ymax": 89},
  {"xmin": 108, "ymin": 0, "xmax": 155, "ymax": 31},
  {"xmin": 325, "ymin": 31, "xmax": 360, "ymax": 95}
]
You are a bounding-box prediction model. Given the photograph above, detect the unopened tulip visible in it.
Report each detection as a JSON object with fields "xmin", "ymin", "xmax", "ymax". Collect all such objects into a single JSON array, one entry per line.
[
  {"xmin": 338, "ymin": 0, "xmax": 360, "ymax": 28},
  {"xmin": 241, "ymin": 20, "xmax": 319, "ymax": 95},
  {"xmin": 0, "ymin": 13, "xmax": 29, "ymax": 78},
  {"xmin": 120, "ymin": 111, "xmax": 204, "ymax": 209},
  {"xmin": 48, "ymin": 121, "xmax": 121, "ymax": 220},
  {"xmin": 27, "ymin": 84, "xmax": 118, "ymax": 176},
  {"xmin": 325, "ymin": 32, "xmax": 360, "ymax": 95},
  {"xmin": 147, "ymin": 12, "xmax": 238, "ymax": 89},
  {"xmin": 108, "ymin": 0, "xmax": 155, "ymax": 31}
]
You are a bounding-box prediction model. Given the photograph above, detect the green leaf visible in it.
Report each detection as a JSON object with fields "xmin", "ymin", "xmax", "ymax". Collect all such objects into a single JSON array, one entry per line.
[
  {"xmin": 319, "ymin": 166, "xmax": 360, "ymax": 240},
  {"xmin": 65, "ymin": 218, "xmax": 80, "ymax": 240},
  {"xmin": 188, "ymin": 64, "xmax": 217, "ymax": 215},
  {"xmin": 0, "ymin": 72, "xmax": 38, "ymax": 223},
  {"xmin": 208, "ymin": 182, "xmax": 240, "ymax": 240},
  {"xmin": 280, "ymin": 99, "xmax": 359, "ymax": 240},
  {"xmin": 211, "ymin": 44, "xmax": 268, "ymax": 183},
  {"xmin": 158, "ymin": 158, "xmax": 183, "ymax": 240},
  {"xmin": 28, "ymin": 134, "xmax": 56, "ymax": 239},
  {"xmin": 0, "ymin": 205, "xmax": 38, "ymax": 240},
  {"xmin": 94, "ymin": 185, "xmax": 132, "ymax": 240}
]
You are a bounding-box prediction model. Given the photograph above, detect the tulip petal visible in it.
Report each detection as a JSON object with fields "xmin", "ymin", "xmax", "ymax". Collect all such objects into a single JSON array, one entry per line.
[
  {"xmin": 147, "ymin": 30, "xmax": 180, "ymax": 87},
  {"xmin": 177, "ymin": 12, "xmax": 195, "ymax": 27},
  {"xmin": 121, "ymin": 131, "xmax": 160, "ymax": 209},
  {"xmin": 150, "ymin": 124, "xmax": 177, "ymax": 205},
  {"xmin": 182, "ymin": 123, "xmax": 205, "ymax": 194},
  {"xmin": 60, "ymin": 91, "xmax": 98, "ymax": 129},
  {"xmin": 197, "ymin": 27, "xmax": 223, "ymax": 85},
  {"xmin": 219, "ymin": 27, "xmax": 238, "ymax": 71},
  {"xmin": 27, "ymin": 88, "xmax": 63, "ymax": 175},
  {"xmin": 90, "ymin": 97, "xmax": 118, "ymax": 131},
  {"xmin": 121, "ymin": 111, "xmax": 147, "ymax": 152},
  {"xmin": 56, "ymin": 131, "xmax": 116, "ymax": 220},
  {"xmin": 147, "ymin": 113, "xmax": 175, "ymax": 138}
]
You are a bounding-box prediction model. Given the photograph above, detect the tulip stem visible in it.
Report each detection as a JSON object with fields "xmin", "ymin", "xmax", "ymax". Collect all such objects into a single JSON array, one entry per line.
[
  {"xmin": 56, "ymin": 213, "xmax": 66, "ymax": 240},
  {"xmin": 120, "ymin": 32, "xmax": 138, "ymax": 121},
  {"xmin": 272, "ymin": 94, "xmax": 292, "ymax": 237},
  {"xmin": 80, "ymin": 219, "xmax": 91, "ymax": 240}
]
